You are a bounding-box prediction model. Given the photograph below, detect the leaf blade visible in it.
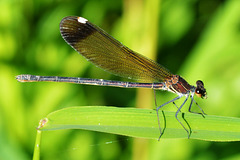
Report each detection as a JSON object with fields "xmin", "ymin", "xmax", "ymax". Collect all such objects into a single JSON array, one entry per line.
[{"xmin": 38, "ymin": 106, "xmax": 240, "ymax": 141}]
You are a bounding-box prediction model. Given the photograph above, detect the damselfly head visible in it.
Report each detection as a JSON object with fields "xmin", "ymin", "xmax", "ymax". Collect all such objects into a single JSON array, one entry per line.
[{"xmin": 195, "ymin": 80, "xmax": 207, "ymax": 99}]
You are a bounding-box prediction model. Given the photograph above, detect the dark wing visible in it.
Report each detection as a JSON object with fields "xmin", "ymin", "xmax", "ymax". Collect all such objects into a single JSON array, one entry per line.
[{"xmin": 60, "ymin": 16, "xmax": 172, "ymax": 82}]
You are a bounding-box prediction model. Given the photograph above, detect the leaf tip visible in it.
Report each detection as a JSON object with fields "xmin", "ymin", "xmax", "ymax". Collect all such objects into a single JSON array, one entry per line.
[{"xmin": 37, "ymin": 118, "xmax": 48, "ymax": 130}]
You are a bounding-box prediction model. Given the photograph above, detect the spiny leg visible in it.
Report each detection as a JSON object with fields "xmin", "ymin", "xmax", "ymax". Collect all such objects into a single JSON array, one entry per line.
[
  {"xmin": 188, "ymin": 94, "xmax": 206, "ymax": 117},
  {"xmin": 153, "ymin": 89, "xmax": 158, "ymax": 108},
  {"xmin": 175, "ymin": 95, "xmax": 190, "ymax": 138},
  {"xmin": 193, "ymin": 99, "xmax": 207, "ymax": 115},
  {"xmin": 153, "ymin": 89, "xmax": 163, "ymax": 139},
  {"xmin": 156, "ymin": 95, "xmax": 183, "ymax": 111},
  {"xmin": 173, "ymin": 102, "xmax": 182, "ymax": 111},
  {"xmin": 172, "ymin": 102, "xmax": 184, "ymax": 113},
  {"xmin": 156, "ymin": 95, "xmax": 182, "ymax": 140}
]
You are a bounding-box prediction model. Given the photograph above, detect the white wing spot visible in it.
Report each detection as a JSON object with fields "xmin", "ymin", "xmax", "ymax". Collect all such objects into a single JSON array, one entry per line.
[{"xmin": 78, "ymin": 17, "xmax": 88, "ymax": 24}]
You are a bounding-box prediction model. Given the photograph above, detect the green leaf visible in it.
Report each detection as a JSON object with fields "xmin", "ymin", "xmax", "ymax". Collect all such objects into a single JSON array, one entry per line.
[{"xmin": 38, "ymin": 106, "xmax": 240, "ymax": 141}]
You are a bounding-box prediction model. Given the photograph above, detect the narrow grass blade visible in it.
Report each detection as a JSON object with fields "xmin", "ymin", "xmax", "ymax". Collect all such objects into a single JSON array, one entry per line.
[
  {"xmin": 37, "ymin": 106, "xmax": 240, "ymax": 141},
  {"xmin": 33, "ymin": 130, "xmax": 41, "ymax": 160}
]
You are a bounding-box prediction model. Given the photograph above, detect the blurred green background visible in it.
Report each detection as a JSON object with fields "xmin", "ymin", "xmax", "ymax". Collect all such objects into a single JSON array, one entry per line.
[{"xmin": 1, "ymin": 0, "xmax": 240, "ymax": 159}]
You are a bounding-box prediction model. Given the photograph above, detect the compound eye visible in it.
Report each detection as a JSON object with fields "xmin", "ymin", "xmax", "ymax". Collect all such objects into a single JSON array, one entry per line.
[
  {"xmin": 196, "ymin": 80, "xmax": 204, "ymax": 86},
  {"xmin": 196, "ymin": 89, "xmax": 200, "ymax": 94},
  {"xmin": 195, "ymin": 80, "xmax": 207, "ymax": 99},
  {"xmin": 195, "ymin": 89, "xmax": 202, "ymax": 97}
]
